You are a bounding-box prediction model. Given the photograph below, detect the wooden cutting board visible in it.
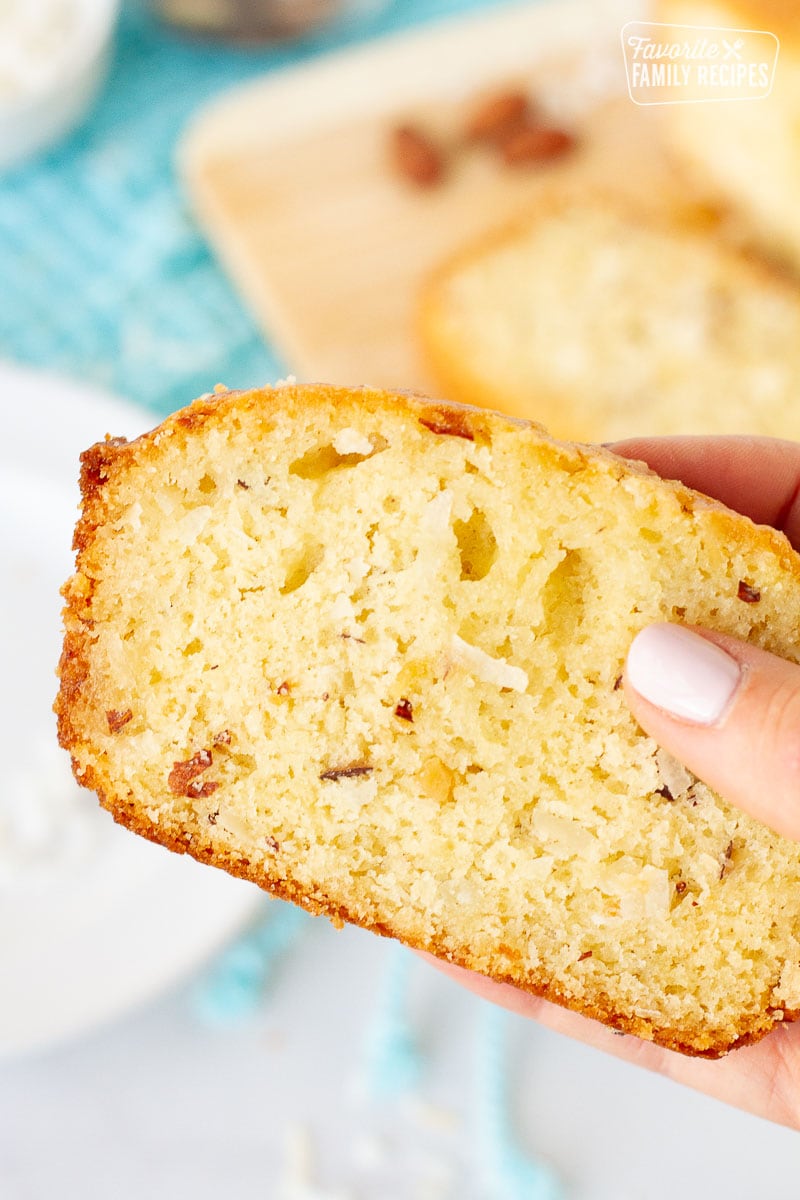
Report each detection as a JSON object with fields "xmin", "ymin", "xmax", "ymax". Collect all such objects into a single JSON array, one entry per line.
[{"xmin": 180, "ymin": 0, "xmax": 676, "ymax": 395}]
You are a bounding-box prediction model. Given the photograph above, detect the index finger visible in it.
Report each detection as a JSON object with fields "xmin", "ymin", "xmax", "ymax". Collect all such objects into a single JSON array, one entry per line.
[{"xmin": 609, "ymin": 436, "xmax": 800, "ymax": 551}]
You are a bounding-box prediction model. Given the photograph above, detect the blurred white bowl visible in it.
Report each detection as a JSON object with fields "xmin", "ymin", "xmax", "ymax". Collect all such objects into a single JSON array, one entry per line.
[{"xmin": 0, "ymin": 0, "xmax": 119, "ymax": 171}]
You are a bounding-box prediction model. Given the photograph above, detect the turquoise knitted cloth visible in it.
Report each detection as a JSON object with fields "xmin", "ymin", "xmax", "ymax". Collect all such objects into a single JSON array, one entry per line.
[{"xmin": 0, "ymin": 0, "xmax": 512, "ymax": 418}]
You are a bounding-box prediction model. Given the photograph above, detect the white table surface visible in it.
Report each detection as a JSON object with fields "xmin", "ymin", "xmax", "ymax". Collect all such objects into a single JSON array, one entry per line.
[{"xmin": 2, "ymin": 915, "xmax": 800, "ymax": 1200}]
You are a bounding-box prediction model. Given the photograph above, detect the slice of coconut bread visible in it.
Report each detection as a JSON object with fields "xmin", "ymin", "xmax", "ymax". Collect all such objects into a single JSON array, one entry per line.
[
  {"xmin": 419, "ymin": 191, "xmax": 800, "ymax": 441},
  {"xmin": 57, "ymin": 382, "xmax": 800, "ymax": 1056}
]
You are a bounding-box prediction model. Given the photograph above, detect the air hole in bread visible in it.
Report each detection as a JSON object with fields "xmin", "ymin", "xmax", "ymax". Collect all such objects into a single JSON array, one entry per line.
[
  {"xmin": 453, "ymin": 507, "xmax": 497, "ymax": 581},
  {"xmin": 542, "ymin": 548, "xmax": 590, "ymax": 636},
  {"xmin": 280, "ymin": 541, "xmax": 324, "ymax": 594},
  {"xmin": 288, "ymin": 433, "xmax": 387, "ymax": 480}
]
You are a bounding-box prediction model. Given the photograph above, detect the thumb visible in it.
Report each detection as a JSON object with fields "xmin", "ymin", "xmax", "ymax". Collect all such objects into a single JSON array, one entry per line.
[{"xmin": 625, "ymin": 623, "xmax": 800, "ymax": 842}]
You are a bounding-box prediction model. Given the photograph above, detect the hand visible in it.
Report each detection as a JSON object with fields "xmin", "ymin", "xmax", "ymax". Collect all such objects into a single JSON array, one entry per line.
[{"xmin": 426, "ymin": 435, "xmax": 800, "ymax": 1130}]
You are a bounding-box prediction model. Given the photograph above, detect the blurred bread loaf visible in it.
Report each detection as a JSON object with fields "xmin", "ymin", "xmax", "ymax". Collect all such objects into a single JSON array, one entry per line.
[
  {"xmin": 57, "ymin": 382, "xmax": 800, "ymax": 1056},
  {"xmin": 656, "ymin": 0, "xmax": 800, "ymax": 273},
  {"xmin": 419, "ymin": 191, "xmax": 800, "ymax": 441}
]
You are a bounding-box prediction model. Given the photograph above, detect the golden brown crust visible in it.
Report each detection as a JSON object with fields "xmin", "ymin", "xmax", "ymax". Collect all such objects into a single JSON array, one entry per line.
[
  {"xmin": 55, "ymin": 382, "xmax": 800, "ymax": 1059},
  {"xmin": 92, "ymin": 780, "xmax": 775, "ymax": 1058}
]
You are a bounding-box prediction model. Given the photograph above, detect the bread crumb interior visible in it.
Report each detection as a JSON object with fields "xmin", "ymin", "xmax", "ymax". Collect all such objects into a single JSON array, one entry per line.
[{"xmin": 68, "ymin": 388, "xmax": 800, "ymax": 1053}]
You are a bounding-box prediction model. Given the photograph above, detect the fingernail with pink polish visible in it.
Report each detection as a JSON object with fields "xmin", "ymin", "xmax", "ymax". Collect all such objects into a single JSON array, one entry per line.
[{"xmin": 626, "ymin": 623, "xmax": 741, "ymax": 725}]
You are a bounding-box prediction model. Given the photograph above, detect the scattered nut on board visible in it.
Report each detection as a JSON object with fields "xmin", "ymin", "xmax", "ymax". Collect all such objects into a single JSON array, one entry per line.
[
  {"xmin": 389, "ymin": 86, "xmax": 576, "ymax": 189},
  {"xmin": 501, "ymin": 124, "xmax": 576, "ymax": 165},
  {"xmin": 391, "ymin": 124, "xmax": 445, "ymax": 187},
  {"xmin": 464, "ymin": 89, "xmax": 531, "ymax": 143}
]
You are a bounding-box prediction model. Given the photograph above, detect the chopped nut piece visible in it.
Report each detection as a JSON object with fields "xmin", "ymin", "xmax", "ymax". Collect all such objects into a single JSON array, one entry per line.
[
  {"xmin": 578, "ymin": 950, "xmax": 593, "ymax": 961},
  {"xmin": 613, "ymin": 675, "xmax": 623, "ymax": 691},
  {"xmin": 416, "ymin": 756, "xmax": 454, "ymax": 804},
  {"xmin": 419, "ymin": 410, "xmax": 475, "ymax": 440},
  {"xmin": 276, "ymin": 681, "xmax": 292, "ymax": 696},
  {"xmin": 394, "ymin": 698, "xmax": 414, "ymax": 722},
  {"xmin": 187, "ymin": 780, "xmax": 218, "ymax": 798},
  {"xmin": 320, "ymin": 763, "xmax": 374, "ymax": 782},
  {"xmin": 675, "ymin": 880, "xmax": 687, "ymax": 894},
  {"xmin": 213, "ymin": 729, "xmax": 232, "ymax": 746},
  {"xmin": 391, "ymin": 124, "xmax": 445, "ymax": 187},
  {"xmin": 737, "ymin": 580, "xmax": 761, "ymax": 603},
  {"xmin": 465, "ymin": 89, "xmax": 530, "ymax": 142},
  {"xmin": 265, "ymin": 835, "xmax": 280, "ymax": 852},
  {"xmin": 168, "ymin": 749, "xmax": 213, "ymax": 796},
  {"xmin": 106, "ymin": 708, "xmax": 133, "ymax": 733}
]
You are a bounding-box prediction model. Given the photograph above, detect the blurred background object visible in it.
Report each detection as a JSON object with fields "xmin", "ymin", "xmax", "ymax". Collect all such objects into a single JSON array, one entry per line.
[
  {"xmin": 0, "ymin": 0, "xmax": 119, "ymax": 169},
  {"xmin": 153, "ymin": 0, "xmax": 347, "ymax": 41},
  {"xmin": 656, "ymin": 0, "xmax": 800, "ymax": 275},
  {"xmin": 0, "ymin": 359, "xmax": 262, "ymax": 1059}
]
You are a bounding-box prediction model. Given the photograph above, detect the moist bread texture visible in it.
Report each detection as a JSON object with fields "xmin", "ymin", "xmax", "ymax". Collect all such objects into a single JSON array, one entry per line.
[
  {"xmin": 419, "ymin": 191, "xmax": 800, "ymax": 440},
  {"xmin": 57, "ymin": 382, "xmax": 800, "ymax": 1057},
  {"xmin": 656, "ymin": 0, "xmax": 800, "ymax": 275}
]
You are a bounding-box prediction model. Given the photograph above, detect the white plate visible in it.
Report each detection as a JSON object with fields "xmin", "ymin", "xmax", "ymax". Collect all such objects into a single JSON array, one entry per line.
[{"xmin": 0, "ymin": 361, "xmax": 261, "ymax": 1059}]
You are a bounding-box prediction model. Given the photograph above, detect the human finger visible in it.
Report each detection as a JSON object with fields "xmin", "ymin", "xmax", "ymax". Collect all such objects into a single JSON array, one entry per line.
[
  {"xmin": 626, "ymin": 622, "xmax": 800, "ymax": 842},
  {"xmin": 610, "ymin": 436, "xmax": 800, "ymax": 549}
]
